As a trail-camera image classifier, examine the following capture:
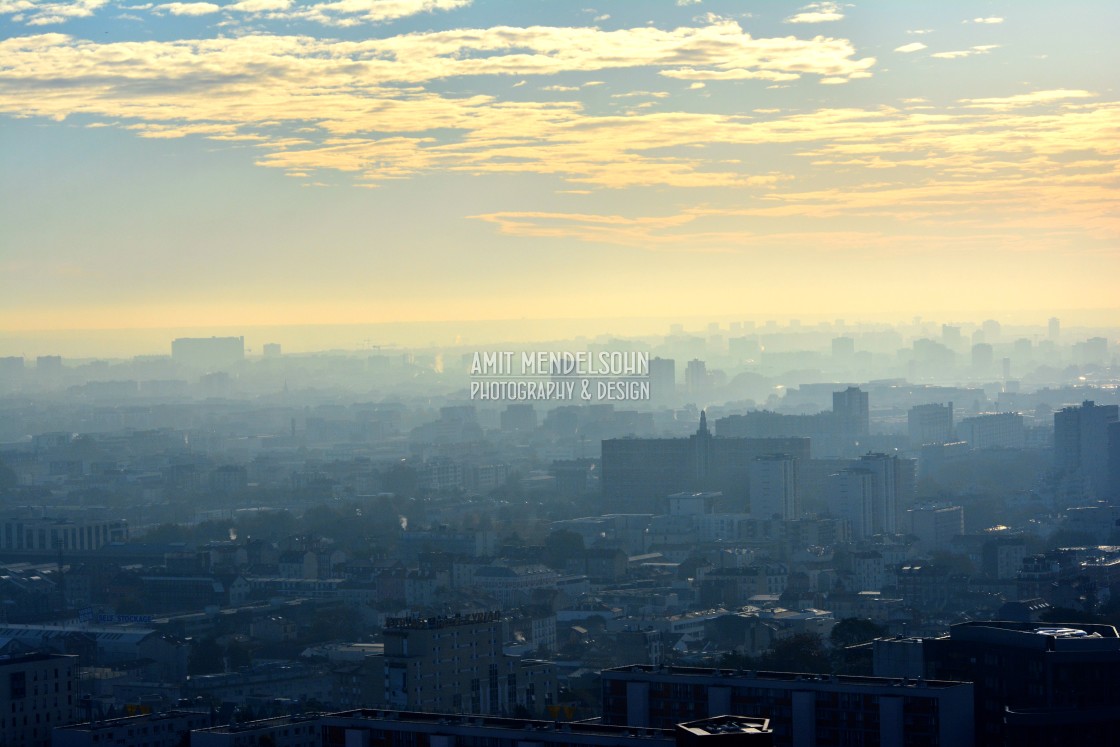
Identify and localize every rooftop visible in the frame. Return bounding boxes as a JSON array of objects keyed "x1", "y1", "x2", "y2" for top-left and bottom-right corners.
[{"x1": 603, "y1": 664, "x2": 970, "y2": 690}]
